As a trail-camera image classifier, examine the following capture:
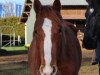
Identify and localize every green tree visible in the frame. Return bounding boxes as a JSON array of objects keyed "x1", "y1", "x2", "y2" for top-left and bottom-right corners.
[{"x1": 0, "y1": 16, "x2": 25, "y2": 39}]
